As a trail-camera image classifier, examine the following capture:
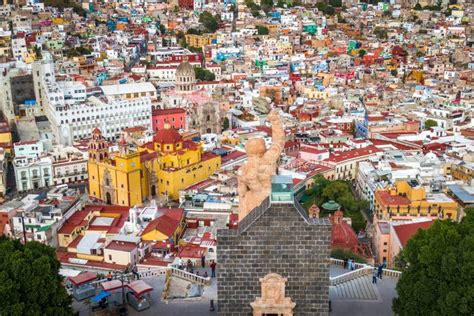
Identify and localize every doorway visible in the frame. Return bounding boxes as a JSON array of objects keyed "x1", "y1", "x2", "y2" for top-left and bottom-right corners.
[{"x1": 106, "y1": 192, "x2": 112, "y2": 204}]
